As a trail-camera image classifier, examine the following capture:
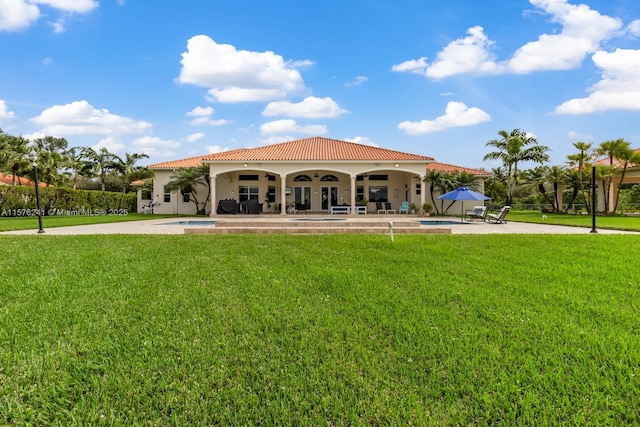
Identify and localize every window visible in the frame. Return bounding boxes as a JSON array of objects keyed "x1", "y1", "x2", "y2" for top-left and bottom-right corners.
[
  {"x1": 416, "y1": 183, "x2": 421, "y2": 195},
  {"x1": 320, "y1": 174, "x2": 339, "y2": 182},
  {"x1": 356, "y1": 175, "x2": 365, "y2": 181},
  {"x1": 293, "y1": 174, "x2": 312, "y2": 182},
  {"x1": 368, "y1": 186, "x2": 388, "y2": 202},
  {"x1": 163, "y1": 186, "x2": 170, "y2": 203},
  {"x1": 141, "y1": 190, "x2": 152, "y2": 200},
  {"x1": 356, "y1": 186, "x2": 364, "y2": 202},
  {"x1": 238, "y1": 185, "x2": 259, "y2": 202},
  {"x1": 267, "y1": 186, "x2": 276, "y2": 203},
  {"x1": 182, "y1": 191, "x2": 190, "y2": 203},
  {"x1": 239, "y1": 174, "x2": 259, "y2": 181}
]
